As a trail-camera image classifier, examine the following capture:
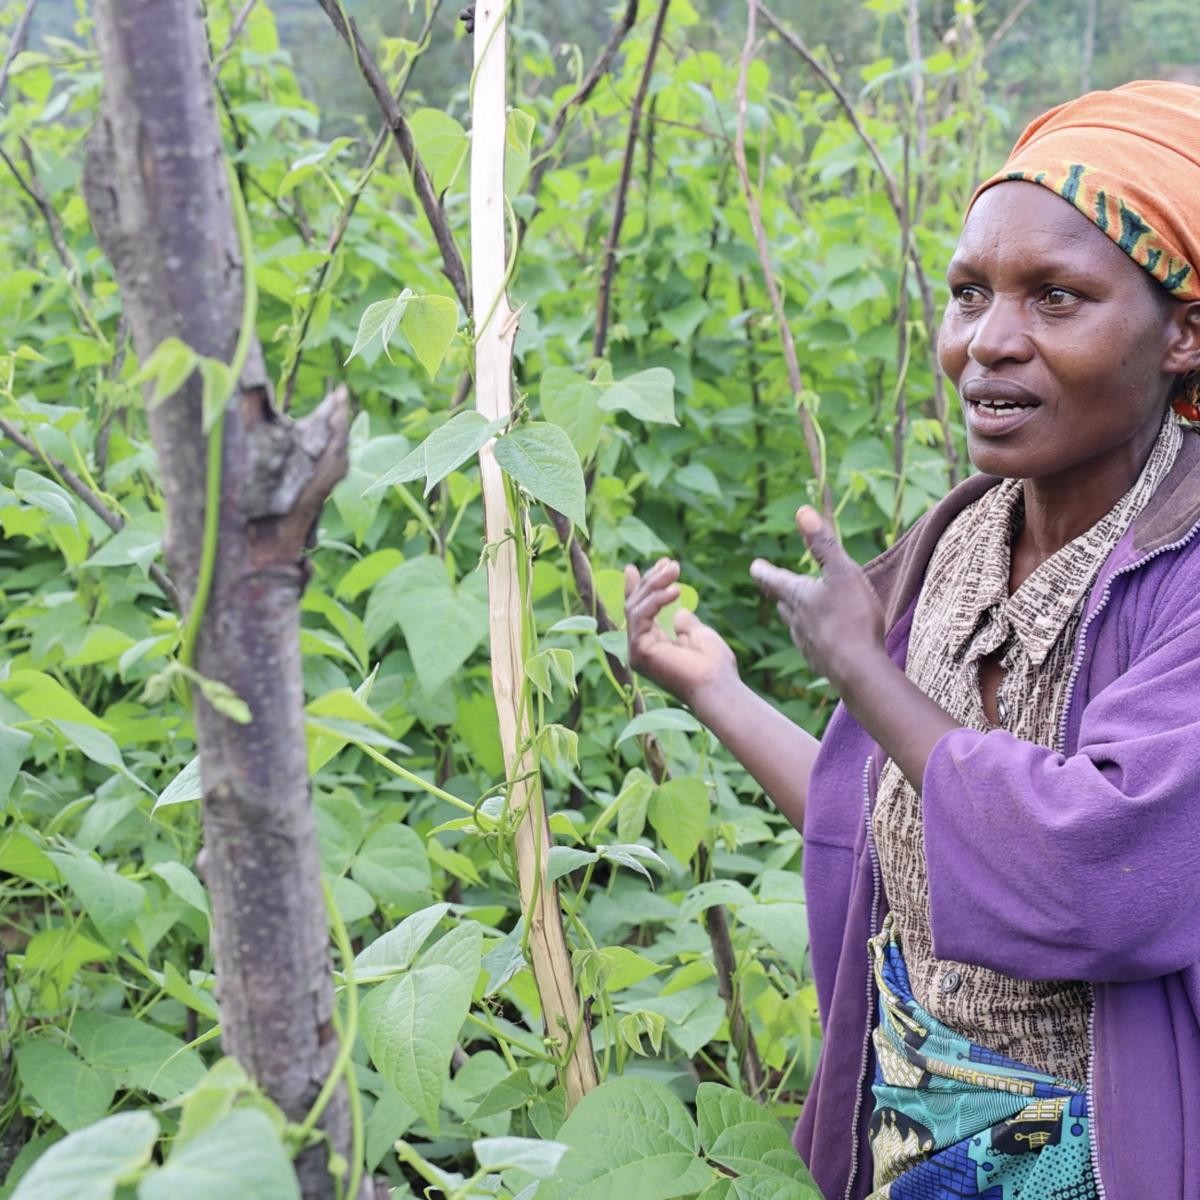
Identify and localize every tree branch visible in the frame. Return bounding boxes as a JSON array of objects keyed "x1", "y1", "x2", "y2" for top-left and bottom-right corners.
[
  {"x1": 315, "y1": 0, "x2": 470, "y2": 312},
  {"x1": 525, "y1": 0, "x2": 639, "y2": 205},
  {"x1": 87, "y1": 3, "x2": 355, "y2": 1193},
  {"x1": 984, "y1": 0, "x2": 1037, "y2": 58},
  {"x1": 759, "y1": 1, "x2": 958, "y2": 484},
  {"x1": 0, "y1": 0, "x2": 37, "y2": 100},
  {"x1": 281, "y1": 0, "x2": 443, "y2": 409},
  {"x1": 209, "y1": 0, "x2": 259, "y2": 77},
  {"x1": 0, "y1": 415, "x2": 181, "y2": 610},
  {"x1": 593, "y1": 0, "x2": 671, "y2": 362},
  {"x1": 758, "y1": 4, "x2": 904, "y2": 220}
]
